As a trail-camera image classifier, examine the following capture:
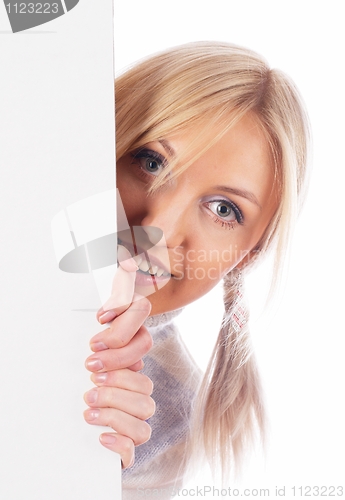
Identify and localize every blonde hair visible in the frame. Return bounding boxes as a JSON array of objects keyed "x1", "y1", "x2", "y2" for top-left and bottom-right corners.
[{"x1": 115, "y1": 41, "x2": 310, "y2": 480}]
